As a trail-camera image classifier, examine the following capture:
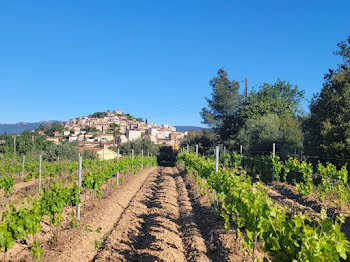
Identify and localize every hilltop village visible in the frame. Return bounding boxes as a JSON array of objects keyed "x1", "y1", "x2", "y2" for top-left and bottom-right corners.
[{"x1": 42, "y1": 110, "x2": 186, "y2": 152}]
